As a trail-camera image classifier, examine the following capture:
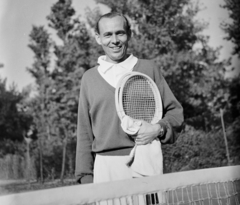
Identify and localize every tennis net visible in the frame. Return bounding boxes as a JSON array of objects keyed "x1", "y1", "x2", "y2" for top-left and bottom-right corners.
[{"x1": 0, "y1": 165, "x2": 239, "y2": 205}]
